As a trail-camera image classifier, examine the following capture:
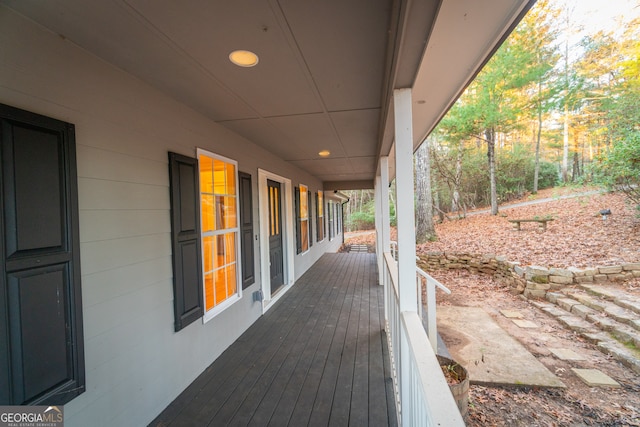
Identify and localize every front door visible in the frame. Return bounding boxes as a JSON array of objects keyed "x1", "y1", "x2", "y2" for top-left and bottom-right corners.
[{"x1": 267, "y1": 179, "x2": 284, "y2": 294}]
